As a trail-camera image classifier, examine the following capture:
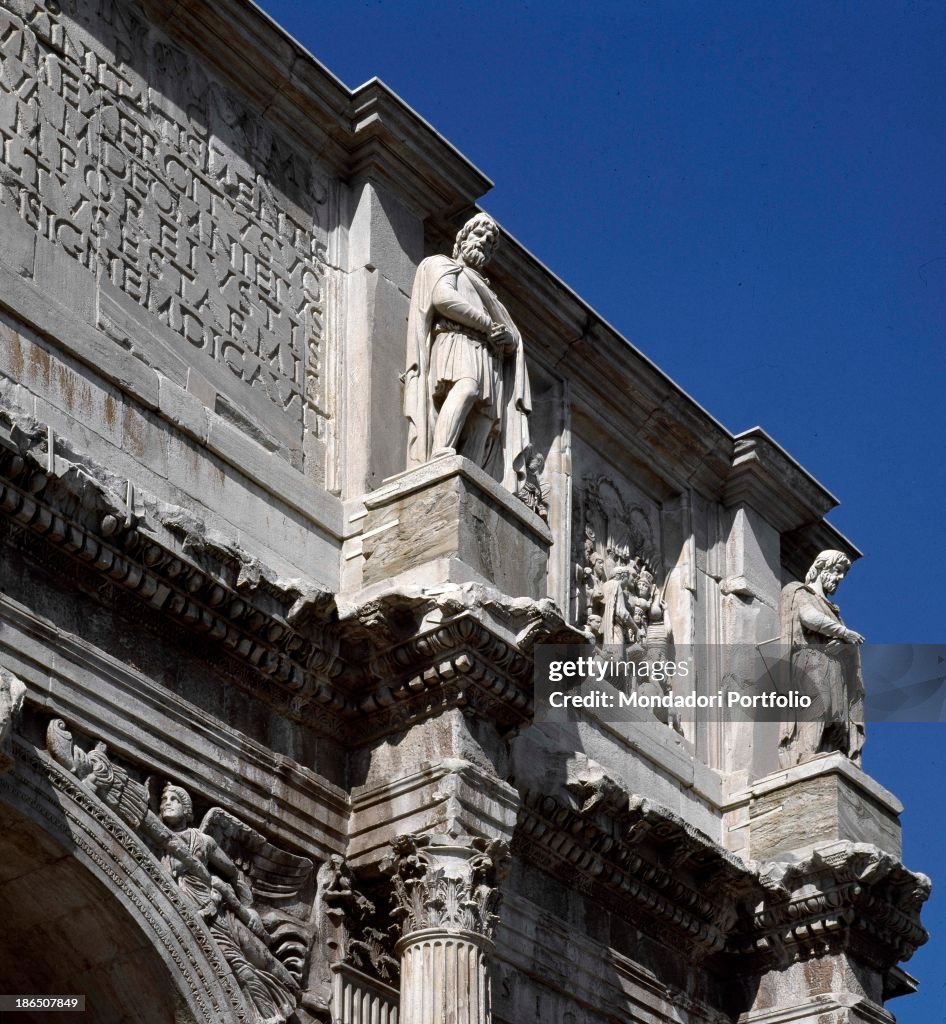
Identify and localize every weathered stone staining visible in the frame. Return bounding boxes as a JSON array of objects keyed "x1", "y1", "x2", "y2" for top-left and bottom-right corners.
[
  {"x1": 385, "y1": 834, "x2": 508, "y2": 1024},
  {"x1": 0, "y1": 1, "x2": 930, "y2": 1023},
  {"x1": 778, "y1": 550, "x2": 865, "y2": 768},
  {"x1": 0, "y1": 668, "x2": 26, "y2": 773}
]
